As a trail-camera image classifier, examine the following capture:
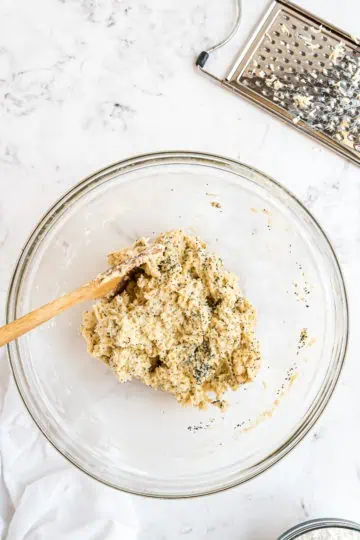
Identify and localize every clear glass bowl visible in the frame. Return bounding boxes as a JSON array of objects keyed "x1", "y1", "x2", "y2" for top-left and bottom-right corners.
[
  {"x1": 279, "y1": 518, "x2": 360, "y2": 539},
  {"x1": 7, "y1": 151, "x2": 348, "y2": 498}
]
